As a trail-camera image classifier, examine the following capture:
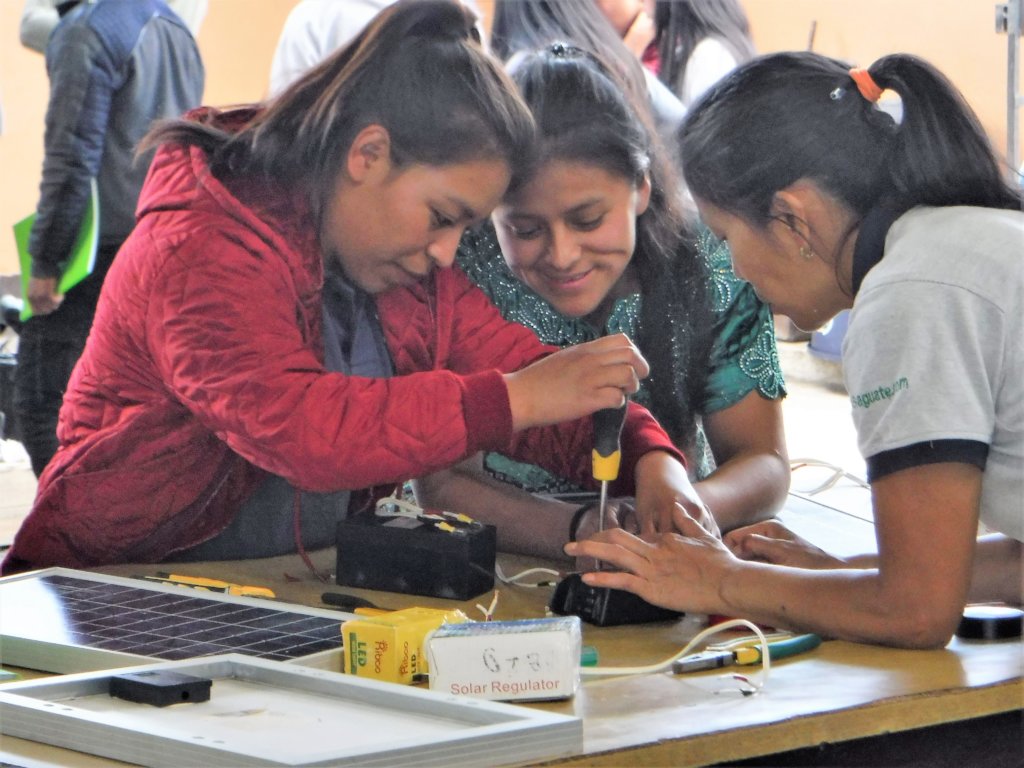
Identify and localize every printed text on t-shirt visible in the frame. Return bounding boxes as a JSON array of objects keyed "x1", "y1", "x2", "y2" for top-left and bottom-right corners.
[{"x1": 850, "y1": 377, "x2": 909, "y2": 409}]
